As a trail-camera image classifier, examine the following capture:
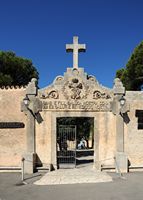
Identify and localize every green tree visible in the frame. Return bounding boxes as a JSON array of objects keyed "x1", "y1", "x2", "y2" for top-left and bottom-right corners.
[
  {"x1": 116, "y1": 41, "x2": 143, "y2": 90},
  {"x1": 57, "y1": 117, "x2": 94, "y2": 148},
  {"x1": 0, "y1": 51, "x2": 39, "y2": 86}
]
